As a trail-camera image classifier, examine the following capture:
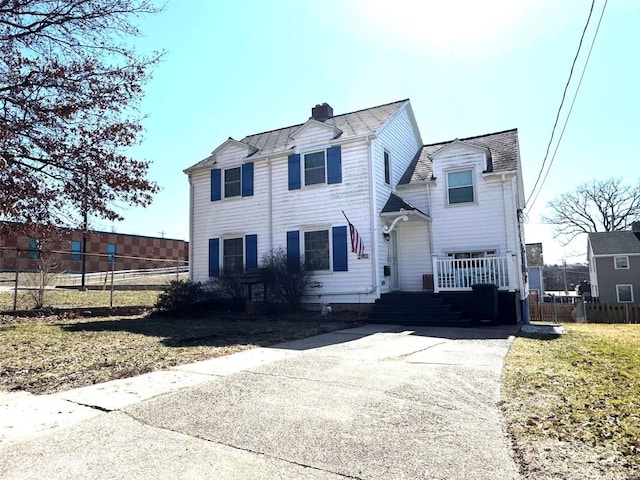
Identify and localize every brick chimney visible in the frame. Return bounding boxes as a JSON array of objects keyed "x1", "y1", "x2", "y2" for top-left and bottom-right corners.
[
  {"x1": 311, "y1": 103, "x2": 333, "y2": 121},
  {"x1": 632, "y1": 220, "x2": 640, "y2": 232}
]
